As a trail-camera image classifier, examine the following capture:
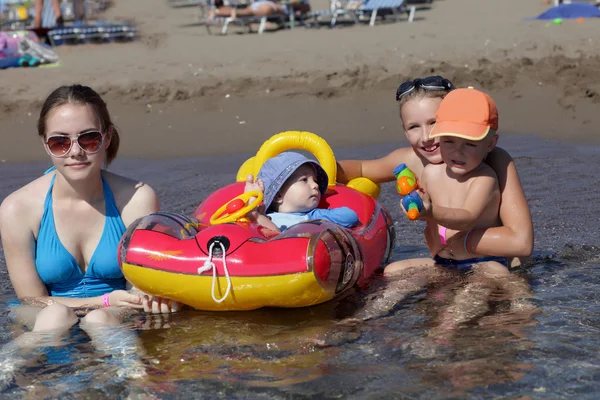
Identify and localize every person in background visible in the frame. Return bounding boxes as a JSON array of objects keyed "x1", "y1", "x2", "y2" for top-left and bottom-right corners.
[{"x1": 34, "y1": 0, "x2": 64, "y2": 29}]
